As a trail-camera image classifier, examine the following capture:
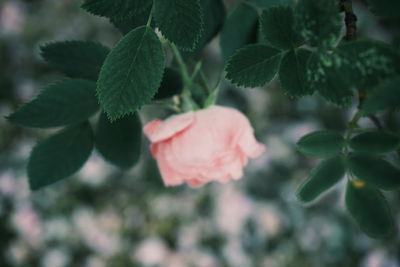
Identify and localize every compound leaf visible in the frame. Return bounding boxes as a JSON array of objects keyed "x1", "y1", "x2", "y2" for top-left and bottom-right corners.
[
  {"x1": 346, "y1": 181, "x2": 394, "y2": 238},
  {"x1": 225, "y1": 44, "x2": 283, "y2": 87},
  {"x1": 297, "y1": 156, "x2": 346, "y2": 203},
  {"x1": 8, "y1": 79, "x2": 98, "y2": 128},
  {"x1": 95, "y1": 112, "x2": 142, "y2": 169},
  {"x1": 220, "y1": 3, "x2": 259, "y2": 62},
  {"x1": 97, "y1": 26, "x2": 165, "y2": 121},
  {"x1": 260, "y1": 6, "x2": 303, "y2": 50},
  {"x1": 363, "y1": 76, "x2": 400, "y2": 114},
  {"x1": 297, "y1": 130, "x2": 344, "y2": 157},
  {"x1": 154, "y1": 0, "x2": 203, "y2": 51},
  {"x1": 347, "y1": 153, "x2": 400, "y2": 190},
  {"x1": 154, "y1": 68, "x2": 183, "y2": 100},
  {"x1": 350, "y1": 131, "x2": 400, "y2": 154},
  {"x1": 28, "y1": 122, "x2": 94, "y2": 190},
  {"x1": 279, "y1": 49, "x2": 313, "y2": 97},
  {"x1": 40, "y1": 41, "x2": 109, "y2": 81},
  {"x1": 295, "y1": 0, "x2": 342, "y2": 49}
]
